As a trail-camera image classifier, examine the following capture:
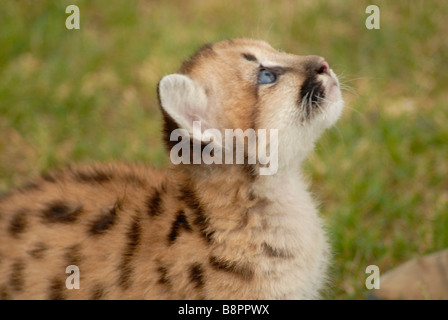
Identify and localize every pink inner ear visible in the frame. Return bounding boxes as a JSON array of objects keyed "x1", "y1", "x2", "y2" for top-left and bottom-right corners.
[
  {"x1": 159, "y1": 73, "x2": 215, "y2": 133},
  {"x1": 184, "y1": 103, "x2": 213, "y2": 132}
]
